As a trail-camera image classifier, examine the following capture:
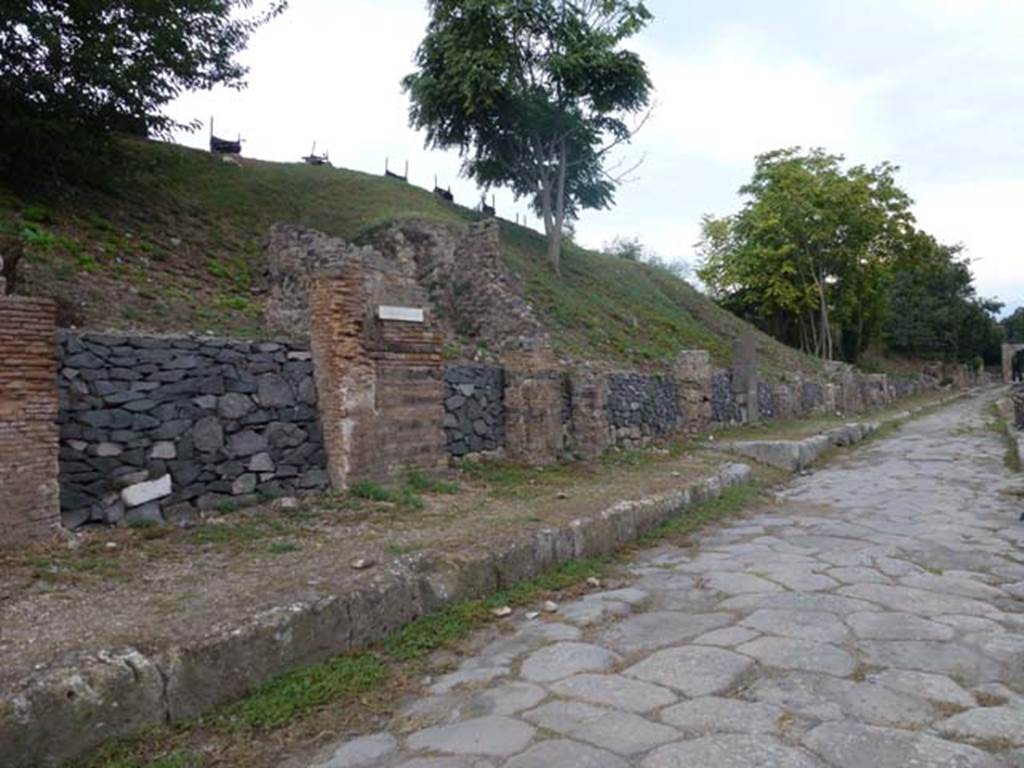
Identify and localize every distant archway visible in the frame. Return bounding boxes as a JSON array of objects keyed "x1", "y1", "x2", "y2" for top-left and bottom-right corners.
[{"x1": 1003, "y1": 344, "x2": 1024, "y2": 383}]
